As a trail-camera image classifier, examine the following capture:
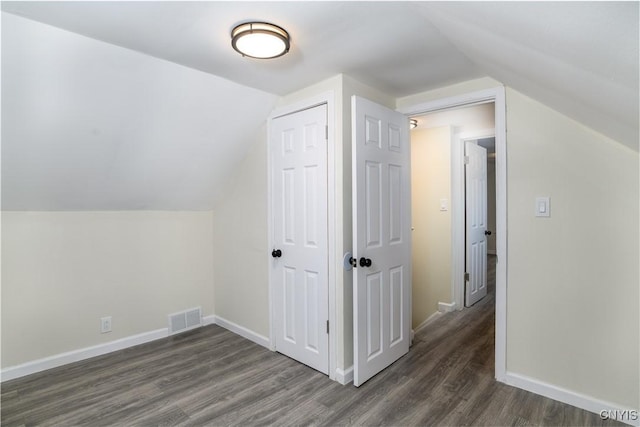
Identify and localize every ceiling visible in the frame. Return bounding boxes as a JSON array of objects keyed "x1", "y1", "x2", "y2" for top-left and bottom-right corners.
[
  {"x1": 0, "y1": 1, "x2": 485, "y2": 97},
  {"x1": 1, "y1": 1, "x2": 637, "y2": 211}
]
